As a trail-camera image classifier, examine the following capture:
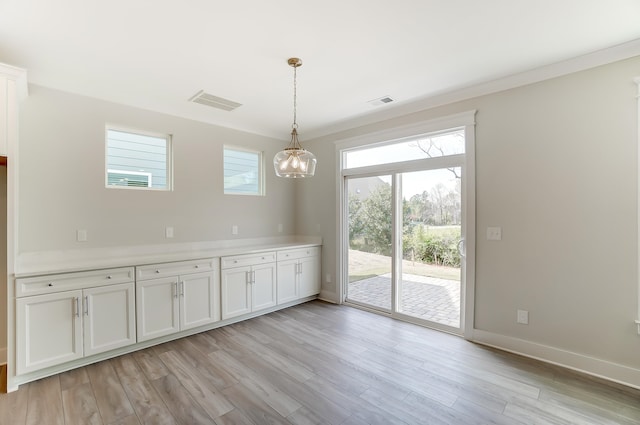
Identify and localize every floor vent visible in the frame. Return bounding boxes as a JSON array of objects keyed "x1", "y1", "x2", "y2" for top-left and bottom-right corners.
[{"x1": 188, "y1": 90, "x2": 242, "y2": 111}]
